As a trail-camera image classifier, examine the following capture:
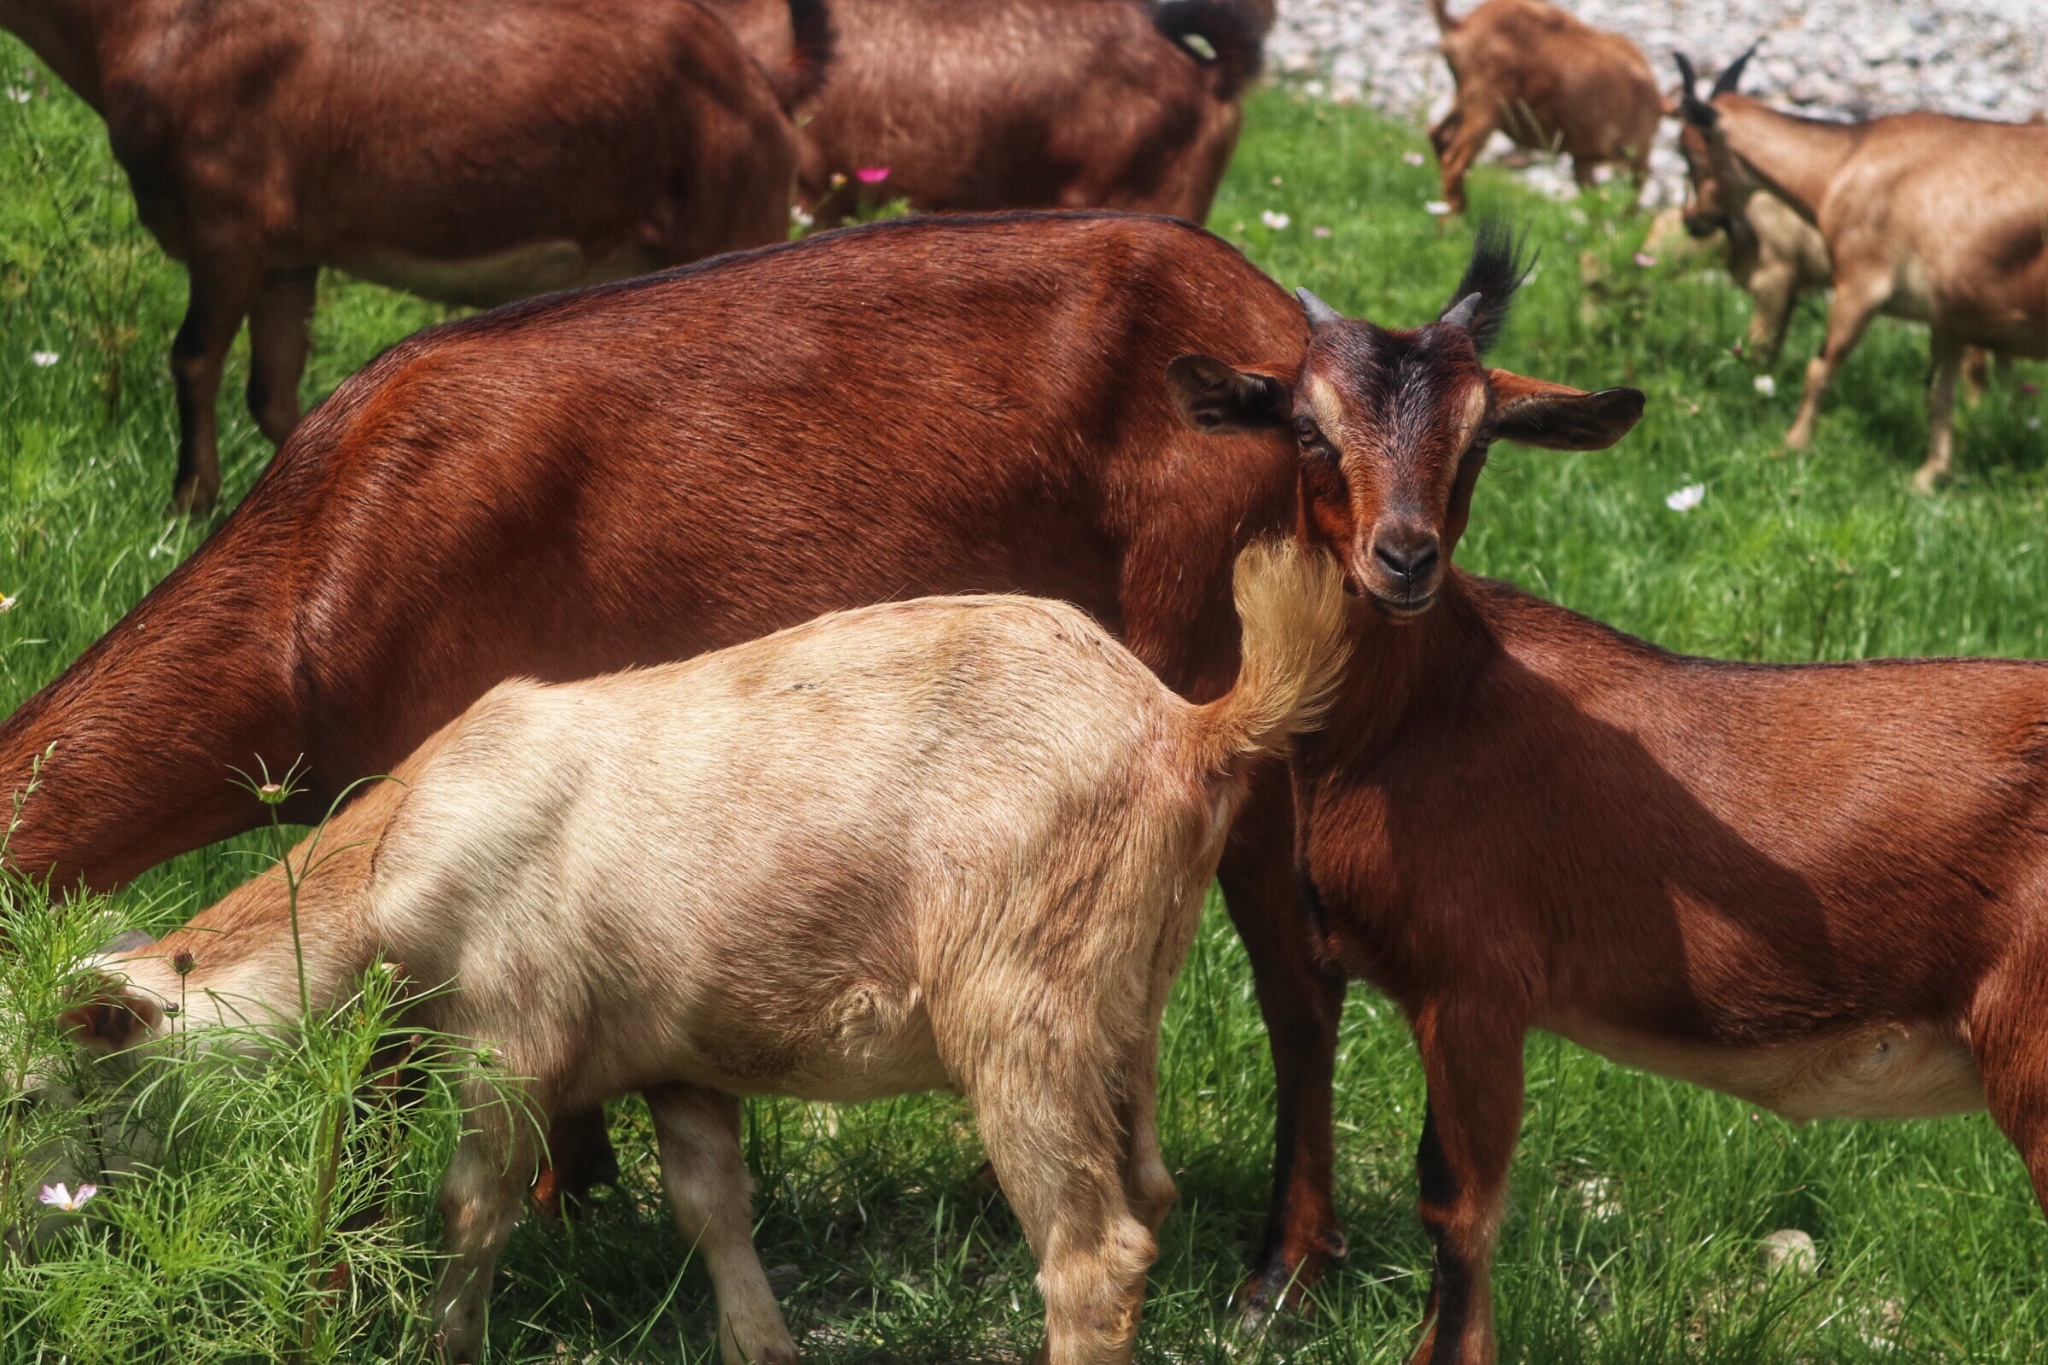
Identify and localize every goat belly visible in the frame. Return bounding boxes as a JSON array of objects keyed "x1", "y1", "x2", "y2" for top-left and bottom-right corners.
[{"x1": 1541, "y1": 1011, "x2": 1984, "y2": 1122}]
